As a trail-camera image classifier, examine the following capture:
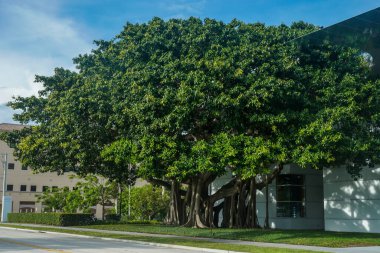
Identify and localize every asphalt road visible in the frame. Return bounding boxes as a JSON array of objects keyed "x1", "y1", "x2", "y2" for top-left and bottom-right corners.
[{"x1": 0, "y1": 227, "x2": 203, "y2": 253}]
